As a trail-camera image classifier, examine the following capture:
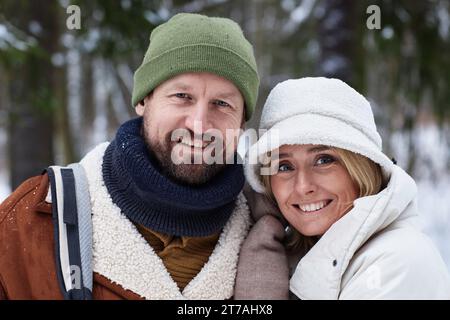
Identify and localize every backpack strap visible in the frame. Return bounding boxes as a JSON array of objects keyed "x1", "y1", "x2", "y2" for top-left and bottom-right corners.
[{"x1": 47, "y1": 164, "x2": 93, "y2": 300}]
